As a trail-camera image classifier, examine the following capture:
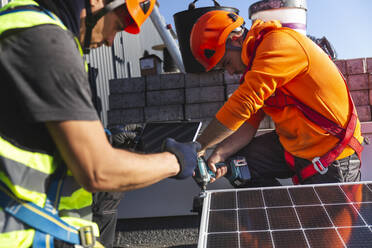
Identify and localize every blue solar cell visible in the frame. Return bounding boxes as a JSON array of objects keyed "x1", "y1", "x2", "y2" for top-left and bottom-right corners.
[
  {"x1": 207, "y1": 233, "x2": 239, "y2": 248},
  {"x1": 240, "y1": 231, "x2": 273, "y2": 248},
  {"x1": 306, "y1": 228, "x2": 344, "y2": 247},
  {"x1": 238, "y1": 209, "x2": 268, "y2": 231},
  {"x1": 339, "y1": 227, "x2": 372, "y2": 248},
  {"x1": 355, "y1": 202, "x2": 372, "y2": 225},
  {"x1": 341, "y1": 184, "x2": 372, "y2": 202},
  {"x1": 238, "y1": 190, "x2": 264, "y2": 208},
  {"x1": 289, "y1": 187, "x2": 320, "y2": 205},
  {"x1": 208, "y1": 210, "x2": 237, "y2": 233},
  {"x1": 296, "y1": 206, "x2": 332, "y2": 228},
  {"x1": 263, "y1": 188, "x2": 291, "y2": 207},
  {"x1": 210, "y1": 191, "x2": 236, "y2": 210},
  {"x1": 315, "y1": 185, "x2": 348, "y2": 204},
  {"x1": 272, "y1": 230, "x2": 307, "y2": 248},
  {"x1": 267, "y1": 207, "x2": 301, "y2": 230},
  {"x1": 325, "y1": 204, "x2": 365, "y2": 227}
]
